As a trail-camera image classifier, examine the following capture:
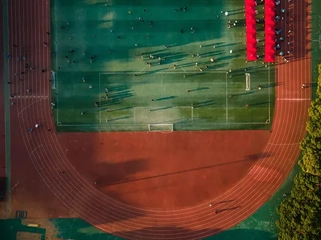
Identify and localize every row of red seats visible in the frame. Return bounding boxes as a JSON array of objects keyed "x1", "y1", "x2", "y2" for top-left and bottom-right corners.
[
  {"x1": 264, "y1": 0, "x2": 276, "y2": 62},
  {"x1": 245, "y1": 0, "x2": 257, "y2": 61}
]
